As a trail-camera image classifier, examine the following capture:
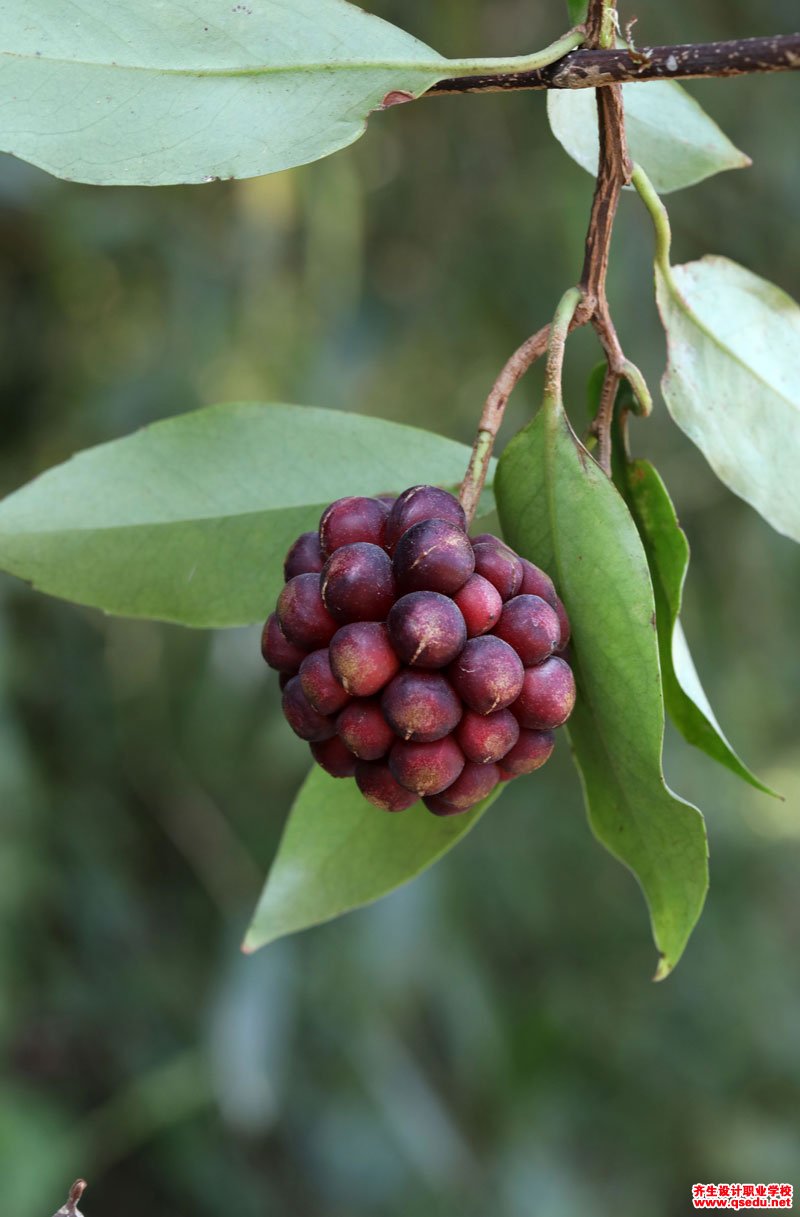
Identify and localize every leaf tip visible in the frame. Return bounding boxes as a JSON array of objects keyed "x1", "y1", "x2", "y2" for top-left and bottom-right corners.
[{"x1": 652, "y1": 954, "x2": 673, "y2": 983}]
